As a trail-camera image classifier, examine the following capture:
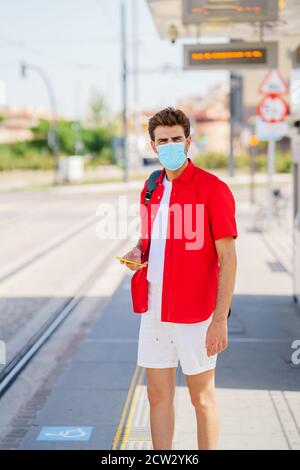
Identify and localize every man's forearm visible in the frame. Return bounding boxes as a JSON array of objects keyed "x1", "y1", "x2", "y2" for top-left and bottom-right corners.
[
  {"x1": 136, "y1": 237, "x2": 142, "y2": 250},
  {"x1": 212, "y1": 253, "x2": 237, "y2": 322}
]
